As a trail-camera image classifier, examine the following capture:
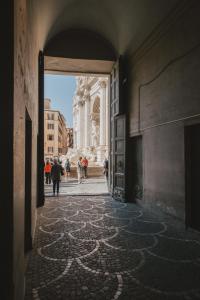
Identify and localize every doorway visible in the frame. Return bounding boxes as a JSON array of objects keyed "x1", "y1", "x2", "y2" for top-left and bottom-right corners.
[
  {"x1": 43, "y1": 73, "x2": 110, "y2": 196},
  {"x1": 24, "y1": 109, "x2": 33, "y2": 252},
  {"x1": 40, "y1": 30, "x2": 125, "y2": 200},
  {"x1": 128, "y1": 135, "x2": 143, "y2": 201},
  {"x1": 185, "y1": 123, "x2": 200, "y2": 231}
]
